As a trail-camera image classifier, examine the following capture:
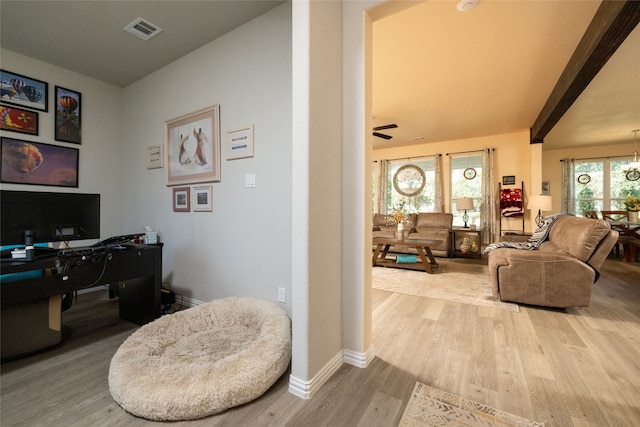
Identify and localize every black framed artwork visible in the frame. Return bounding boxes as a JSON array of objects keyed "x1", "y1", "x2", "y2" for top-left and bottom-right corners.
[
  {"x1": 0, "y1": 69, "x2": 48, "y2": 112},
  {"x1": 502, "y1": 175, "x2": 516, "y2": 185},
  {"x1": 54, "y1": 86, "x2": 82, "y2": 144},
  {"x1": 1, "y1": 137, "x2": 79, "y2": 187},
  {"x1": 0, "y1": 105, "x2": 39, "y2": 136}
]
